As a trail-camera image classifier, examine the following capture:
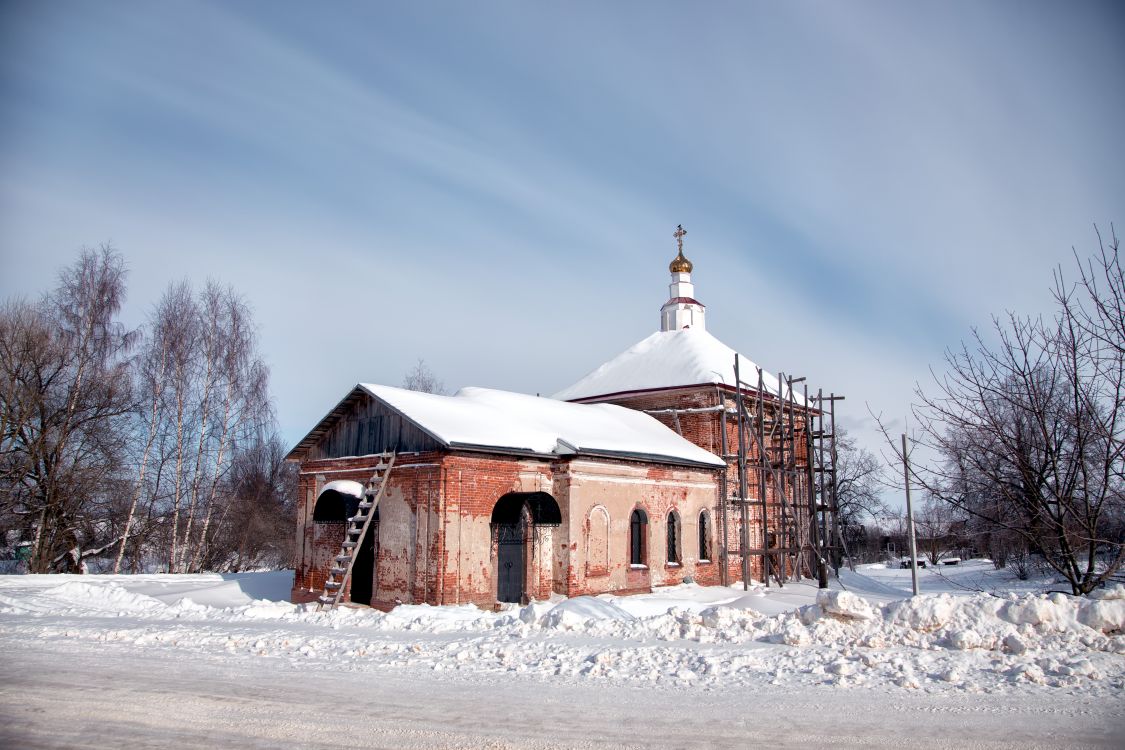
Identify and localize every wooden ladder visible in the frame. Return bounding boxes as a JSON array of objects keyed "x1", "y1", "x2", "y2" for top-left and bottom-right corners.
[{"x1": 317, "y1": 451, "x2": 396, "y2": 610}]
